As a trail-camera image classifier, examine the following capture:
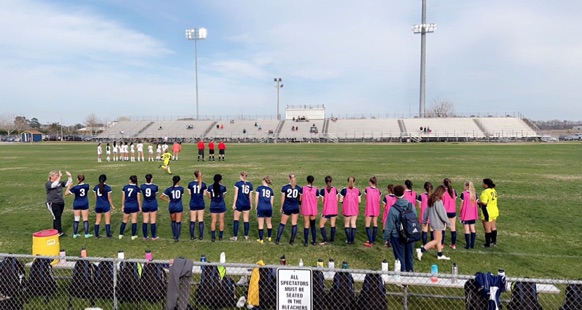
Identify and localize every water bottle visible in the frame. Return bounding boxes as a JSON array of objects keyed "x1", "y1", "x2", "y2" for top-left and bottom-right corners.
[
  {"x1": 117, "y1": 250, "x2": 125, "y2": 260},
  {"x1": 220, "y1": 252, "x2": 226, "y2": 264},
  {"x1": 452, "y1": 263, "x2": 458, "y2": 284},
  {"x1": 381, "y1": 259, "x2": 389, "y2": 282},
  {"x1": 317, "y1": 258, "x2": 324, "y2": 268},
  {"x1": 498, "y1": 269, "x2": 505, "y2": 278},
  {"x1": 59, "y1": 249, "x2": 66, "y2": 264},
  {"x1": 394, "y1": 259, "x2": 401, "y2": 280},
  {"x1": 299, "y1": 259, "x2": 304, "y2": 267},
  {"x1": 342, "y1": 261, "x2": 349, "y2": 269},
  {"x1": 280, "y1": 255, "x2": 286, "y2": 265},
  {"x1": 200, "y1": 254, "x2": 207, "y2": 262},
  {"x1": 431, "y1": 264, "x2": 439, "y2": 282},
  {"x1": 145, "y1": 250, "x2": 152, "y2": 261},
  {"x1": 328, "y1": 258, "x2": 335, "y2": 269},
  {"x1": 80, "y1": 247, "x2": 87, "y2": 258}
]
